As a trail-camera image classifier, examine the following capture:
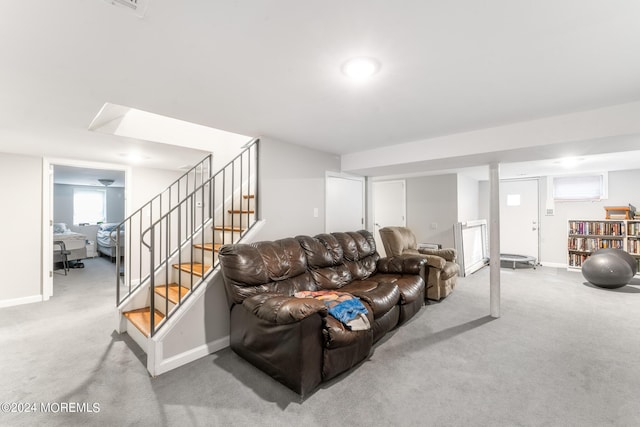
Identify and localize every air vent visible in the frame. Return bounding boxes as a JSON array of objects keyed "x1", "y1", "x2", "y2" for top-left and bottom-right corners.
[
  {"x1": 104, "y1": 0, "x2": 150, "y2": 17},
  {"x1": 546, "y1": 208, "x2": 555, "y2": 216}
]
